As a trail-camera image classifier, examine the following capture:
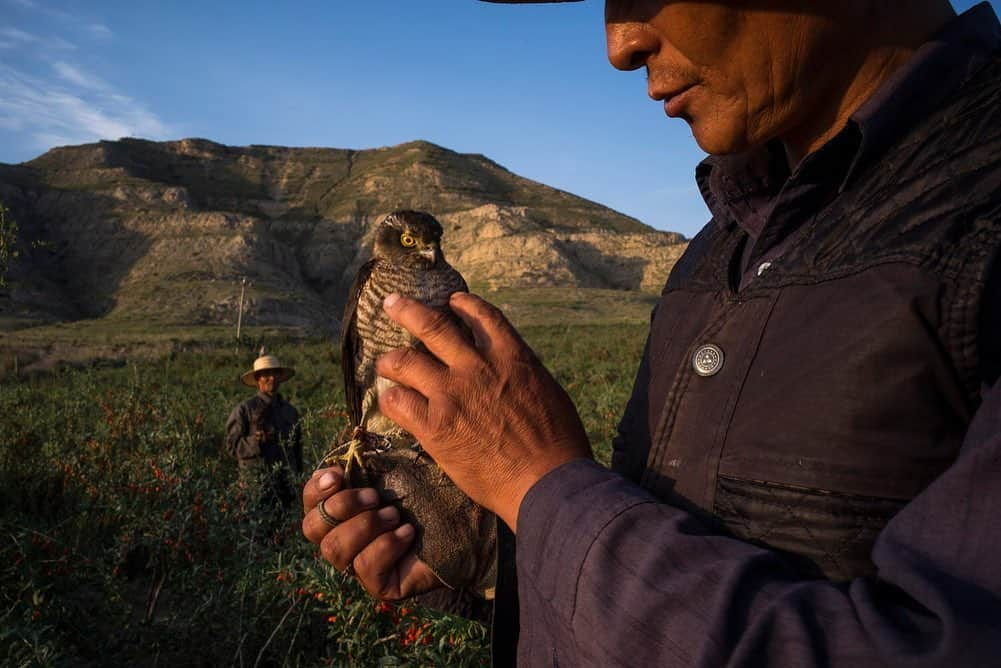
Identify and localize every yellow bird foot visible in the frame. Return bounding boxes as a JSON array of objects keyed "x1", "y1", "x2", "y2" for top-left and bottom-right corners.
[
  {"x1": 315, "y1": 428, "x2": 393, "y2": 485},
  {"x1": 337, "y1": 436, "x2": 367, "y2": 484}
]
